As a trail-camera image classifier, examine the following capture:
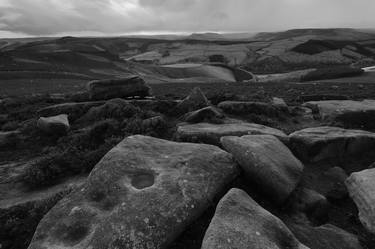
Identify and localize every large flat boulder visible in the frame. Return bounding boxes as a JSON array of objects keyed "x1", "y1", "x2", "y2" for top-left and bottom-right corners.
[
  {"x1": 176, "y1": 122, "x2": 287, "y2": 146},
  {"x1": 221, "y1": 135, "x2": 304, "y2": 204},
  {"x1": 346, "y1": 168, "x2": 375, "y2": 234},
  {"x1": 28, "y1": 135, "x2": 239, "y2": 249},
  {"x1": 37, "y1": 114, "x2": 70, "y2": 136},
  {"x1": 201, "y1": 188, "x2": 309, "y2": 249},
  {"x1": 87, "y1": 76, "x2": 151, "y2": 100},
  {"x1": 304, "y1": 100, "x2": 375, "y2": 128},
  {"x1": 289, "y1": 126, "x2": 375, "y2": 162}
]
